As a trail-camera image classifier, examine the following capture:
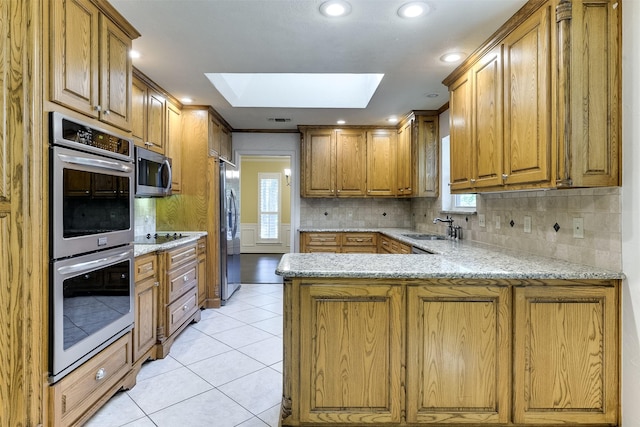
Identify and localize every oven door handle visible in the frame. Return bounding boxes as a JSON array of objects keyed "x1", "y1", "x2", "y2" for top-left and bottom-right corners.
[
  {"x1": 57, "y1": 153, "x2": 133, "y2": 173},
  {"x1": 56, "y1": 250, "x2": 132, "y2": 277}
]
